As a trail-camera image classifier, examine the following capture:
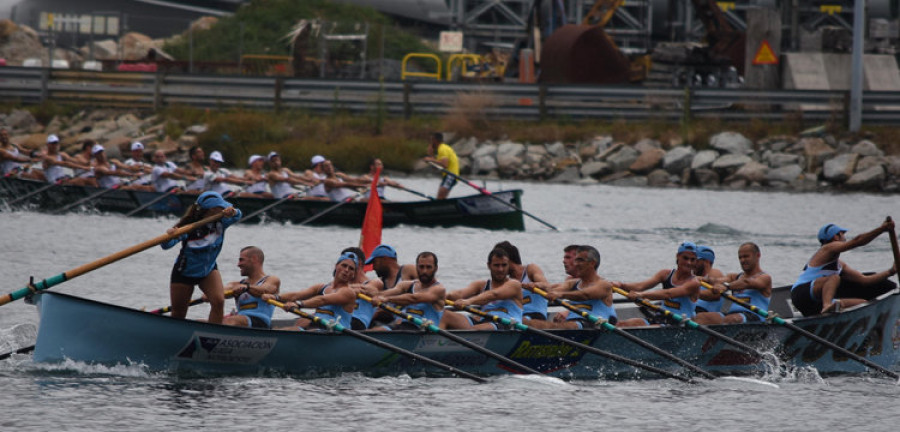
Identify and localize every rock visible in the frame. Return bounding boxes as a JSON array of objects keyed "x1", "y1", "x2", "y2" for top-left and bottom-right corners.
[
  {"x1": 608, "y1": 175, "x2": 648, "y2": 187},
  {"x1": 647, "y1": 169, "x2": 672, "y2": 187},
  {"x1": 177, "y1": 135, "x2": 198, "y2": 149},
  {"x1": 710, "y1": 131, "x2": 752, "y2": 154},
  {"x1": 845, "y1": 165, "x2": 885, "y2": 189},
  {"x1": 801, "y1": 137, "x2": 836, "y2": 168},
  {"x1": 453, "y1": 137, "x2": 478, "y2": 157},
  {"x1": 496, "y1": 141, "x2": 525, "y2": 174},
  {"x1": 550, "y1": 166, "x2": 581, "y2": 183},
  {"x1": 119, "y1": 32, "x2": 156, "y2": 61},
  {"x1": 766, "y1": 164, "x2": 803, "y2": 183},
  {"x1": 822, "y1": 153, "x2": 859, "y2": 182},
  {"x1": 629, "y1": 148, "x2": 665, "y2": 174},
  {"x1": 711, "y1": 154, "x2": 753, "y2": 171},
  {"x1": 851, "y1": 140, "x2": 883, "y2": 157},
  {"x1": 578, "y1": 140, "x2": 600, "y2": 159},
  {"x1": 5, "y1": 109, "x2": 37, "y2": 131},
  {"x1": 83, "y1": 39, "x2": 118, "y2": 60},
  {"x1": 690, "y1": 150, "x2": 718, "y2": 170},
  {"x1": 856, "y1": 156, "x2": 886, "y2": 173},
  {"x1": 605, "y1": 145, "x2": 640, "y2": 172},
  {"x1": 633, "y1": 138, "x2": 662, "y2": 154},
  {"x1": 764, "y1": 151, "x2": 801, "y2": 168},
  {"x1": 472, "y1": 154, "x2": 498, "y2": 174},
  {"x1": 663, "y1": 146, "x2": 695, "y2": 174},
  {"x1": 727, "y1": 160, "x2": 768, "y2": 183},
  {"x1": 545, "y1": 141, "x2": 567, "y2": 158},
  {"x1": 104, "y1": 136, "x2": 132, "y2": 157},
  {"x1": 580, "y1": 161, "x2": 612, "y2": 178},
  {"x1": 0, "y1": 21, "x2": 44, "y2": 65},
  {"x1": 692, "y1": 168, "x2": 720, "y2": 187},
  {"x1": 600, "y1": 171, "x2": 632, "y2": 183},
  {"x1": 885, "y1": 156, "x2": 900, "y2": 177},
  {"x1": 472, "y1": 143, "x2": 497, "y2": 159}
]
